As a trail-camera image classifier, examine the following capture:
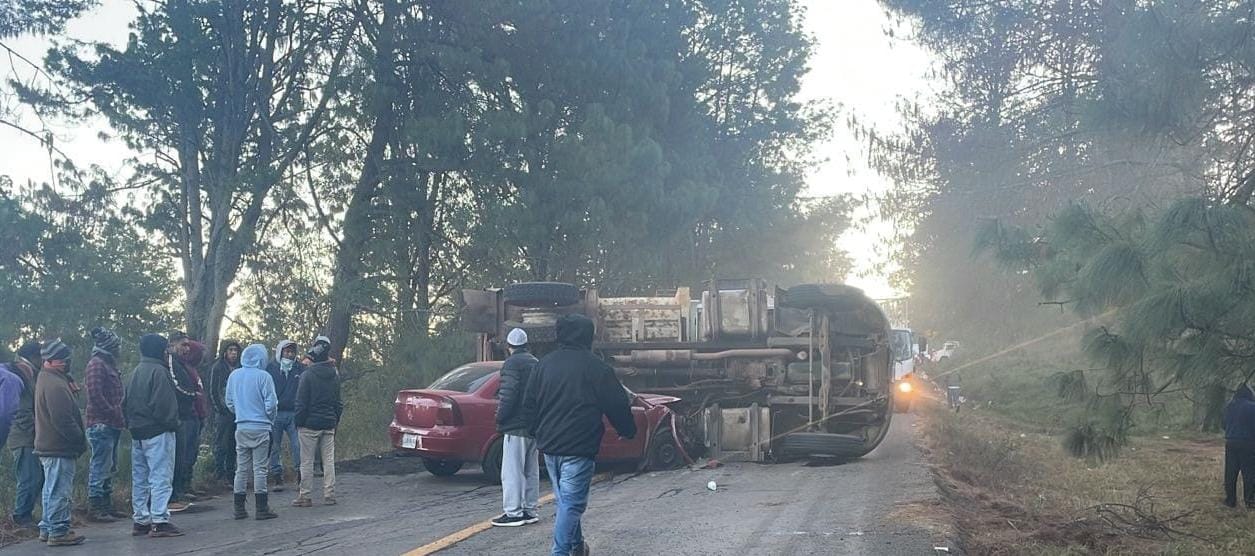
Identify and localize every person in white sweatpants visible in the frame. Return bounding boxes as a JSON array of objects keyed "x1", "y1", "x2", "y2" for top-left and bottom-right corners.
[{"x1": 493, "y1": 329, "x2": 541, "y2": 527}]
